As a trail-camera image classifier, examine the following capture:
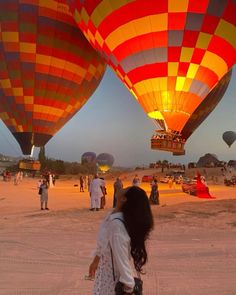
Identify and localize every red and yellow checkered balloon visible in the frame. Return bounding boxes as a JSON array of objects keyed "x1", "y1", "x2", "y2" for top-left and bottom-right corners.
[
  {"x1": 0, "y1": 0, "x2": 106, "y2": 154},
  {"x1": 69, "y1": 0, "x2": 236, "y2": 136}
]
